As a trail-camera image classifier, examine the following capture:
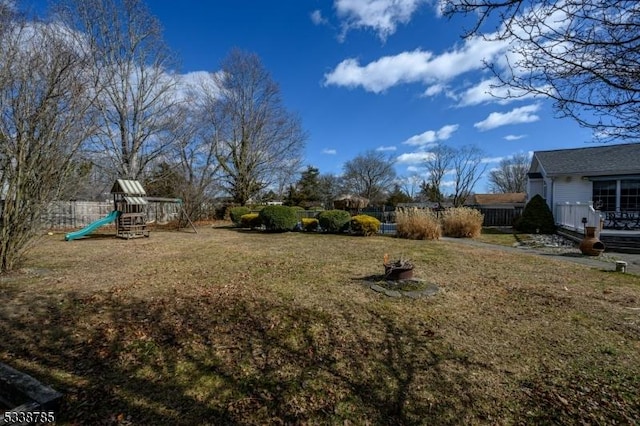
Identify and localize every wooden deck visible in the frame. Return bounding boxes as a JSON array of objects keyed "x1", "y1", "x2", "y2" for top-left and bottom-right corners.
[{"x1": 558, "y1": 226, "x2": 640, "y2": 253}]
